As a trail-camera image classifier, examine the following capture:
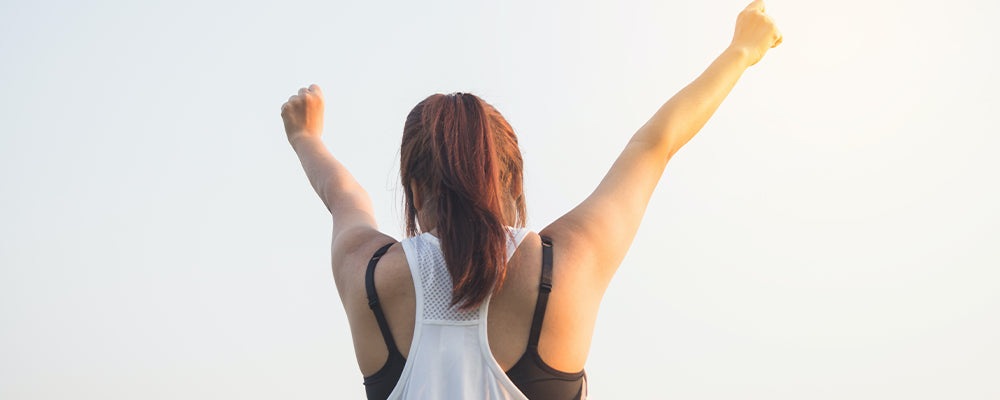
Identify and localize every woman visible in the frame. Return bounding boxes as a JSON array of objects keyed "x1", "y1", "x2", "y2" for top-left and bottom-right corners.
[{"x1": 280, "y1": 1, "x2": 781, "y2": 398}]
